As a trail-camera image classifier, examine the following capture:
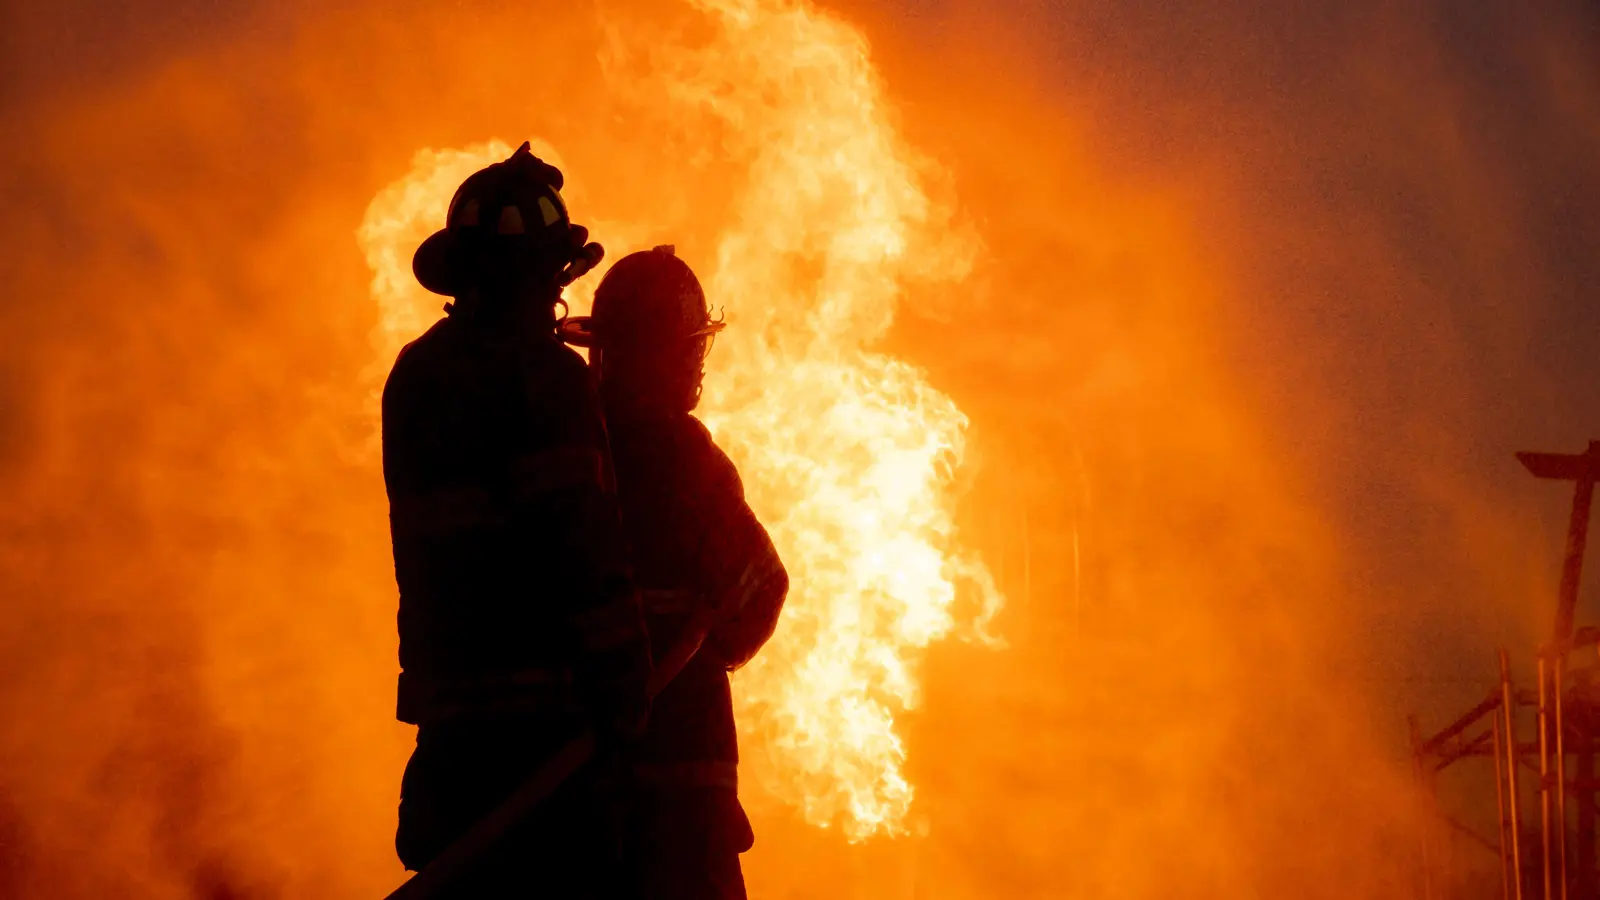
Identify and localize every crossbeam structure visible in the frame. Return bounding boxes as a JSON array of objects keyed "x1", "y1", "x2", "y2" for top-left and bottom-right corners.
[
  {"x1": 1518, "y1": 441, "x2": 1600, "y2": 648},
  {"x1": 1411, "y1": 441, "x2": 1599, "y2": 900}
]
